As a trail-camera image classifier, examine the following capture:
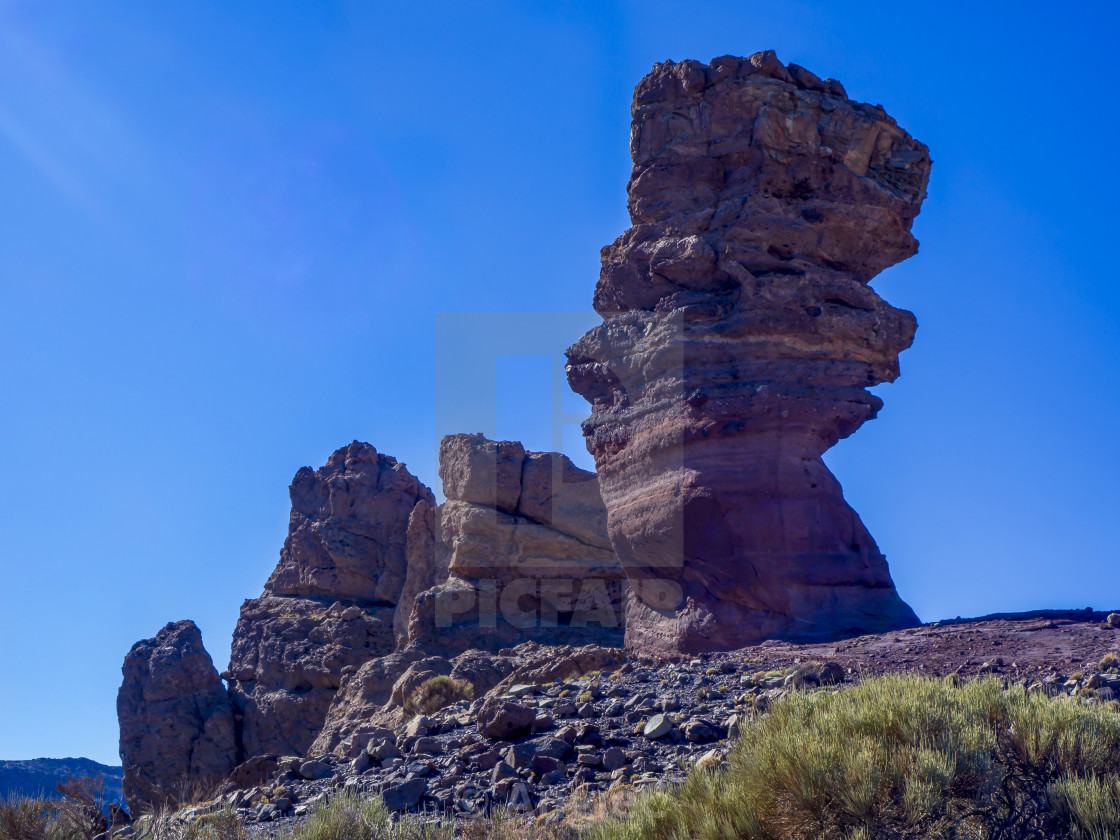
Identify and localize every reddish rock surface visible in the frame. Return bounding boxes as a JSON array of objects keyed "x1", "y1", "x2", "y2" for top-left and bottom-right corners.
[
  {"x1": 717, "y1": 609, "x2": 1120, "y2": 686},
  {"x1": 227, "y1": 442, "x2": 433, "y2": 758},
  {"x1": 404, "y1": 434, "x2": 625, "y2": 655},
  {"x1": 566, "y1": 51, "x2": 929, "y2": 655},
  {"x1": 117, "y1": 620, "x2": 236, "y2": 810}
]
